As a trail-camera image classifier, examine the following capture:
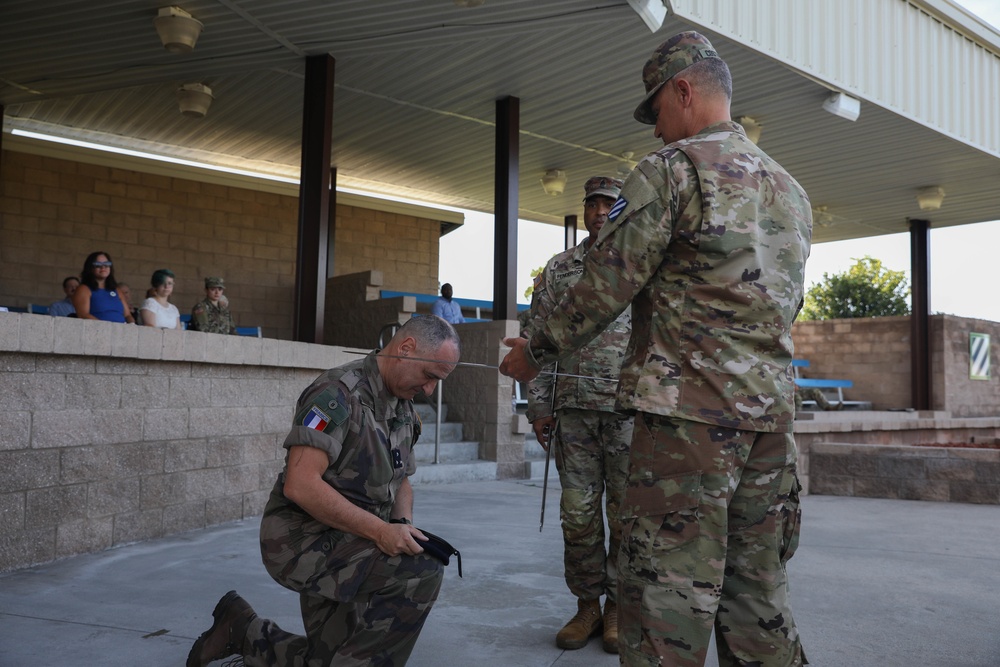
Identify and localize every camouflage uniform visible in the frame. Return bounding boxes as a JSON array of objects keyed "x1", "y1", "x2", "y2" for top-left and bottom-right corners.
[
  {"x1": 525, "y1": 239, "x2": 633, "y2": 605},
  {"x1": 523, "y1": 48, "x2": 812, "y2": 664},
  {"x1": 246, "y1": 353, "x2": 443, "y2": 667},
  {"x1": 189, "y1": 298, "x2": 236, "y2": 335}
]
